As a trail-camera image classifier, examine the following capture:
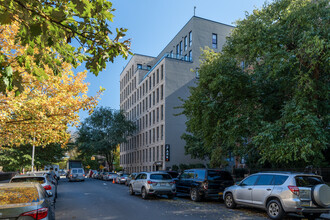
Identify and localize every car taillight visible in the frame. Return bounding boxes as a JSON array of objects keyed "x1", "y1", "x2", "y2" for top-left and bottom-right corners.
[
  {"x1": 169, "y1": 181, "x2": 175, "y2": 185},
  {"x1": 43, "y1": 185, "x2": 52, "y2": 190},
  {"x1": 147, "y1": 180, "x2": 157, "y2": 185},
  {"x1": 20, "y1": 207, "x2": 48, "y2": 220},
  {"x1": 288, "y1": 185, "x2": 299, "y2": 196}
]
